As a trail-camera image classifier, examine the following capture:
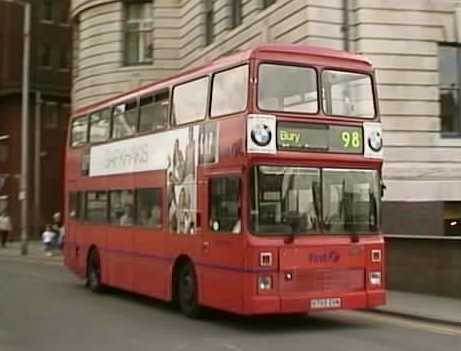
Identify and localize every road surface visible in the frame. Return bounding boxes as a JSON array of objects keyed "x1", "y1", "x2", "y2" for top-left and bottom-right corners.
[{"x1": 0, "y1": 256, "x2": 460, "y2": 351}]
